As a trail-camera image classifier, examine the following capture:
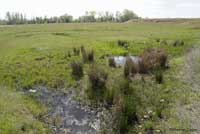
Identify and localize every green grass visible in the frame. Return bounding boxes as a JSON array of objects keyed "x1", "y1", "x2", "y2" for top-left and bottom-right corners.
[
  {"x1": 0, "y1": 21, "x2": 200, "y2": 133},
  {"x1": 0, "y1": 87, "x2": 48, "y2": 134}
]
